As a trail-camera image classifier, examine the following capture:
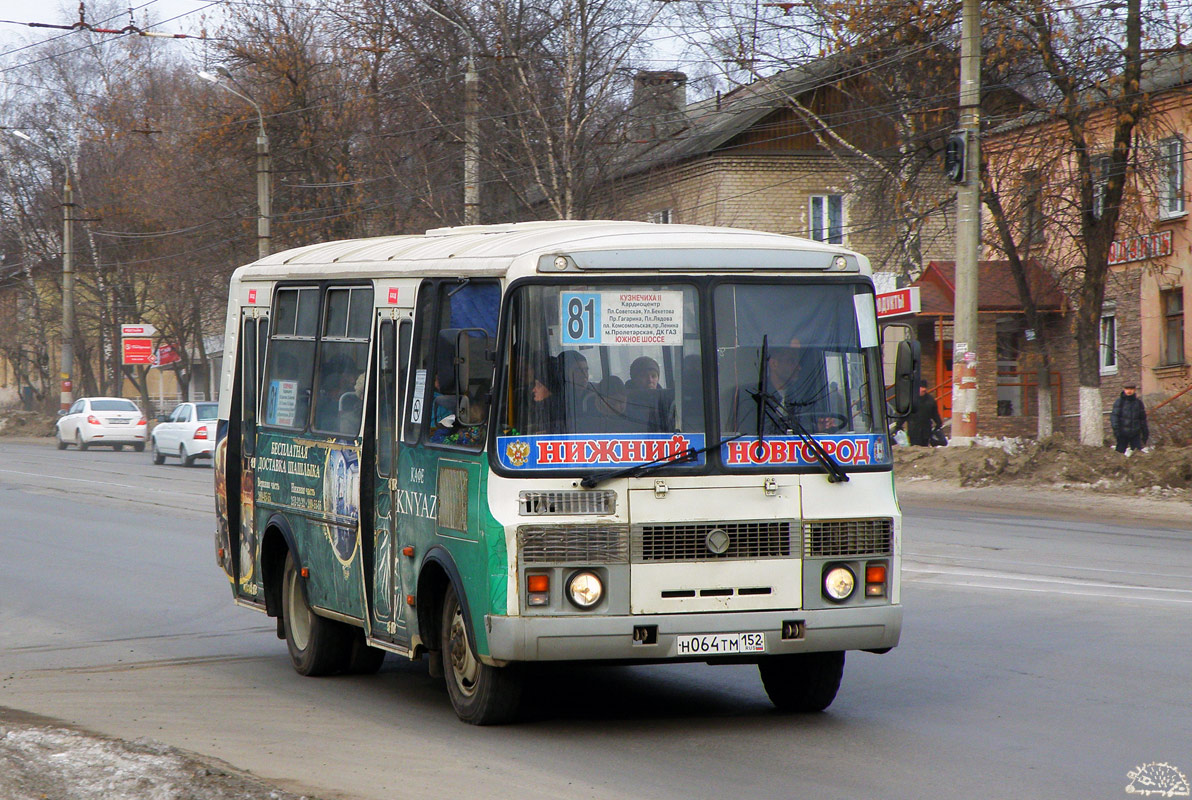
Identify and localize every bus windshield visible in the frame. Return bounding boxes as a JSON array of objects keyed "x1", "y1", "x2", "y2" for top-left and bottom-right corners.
[
  {"x1": 716, "y1": 281, "x2": 888, "y2": 467},
  {"x1": 496, "y1": 282, "x2": 705, "y2": 469},
  {"x1": 497, "y1": 279, "x2": 888, "y2": 473}
]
